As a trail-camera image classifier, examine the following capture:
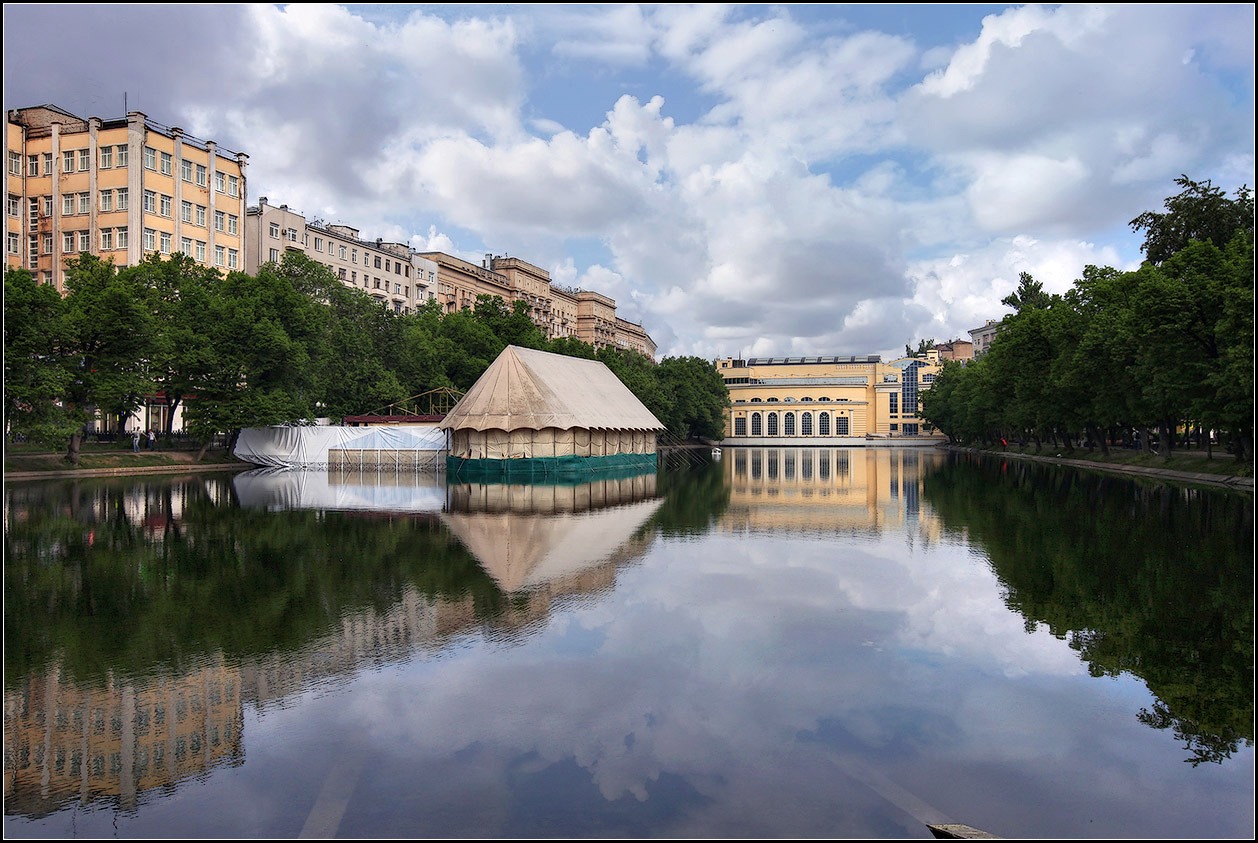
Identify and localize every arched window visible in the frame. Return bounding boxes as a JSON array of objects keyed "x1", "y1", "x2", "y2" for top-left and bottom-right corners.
[
  {"x1": 784, "y1": 412, "x2": 796, "y2": 436},
  {"x1": 750, "y1": 397, "x2": 762, "y2": 403},
  {"x1": 751, "y1": 412, "x2": 762, "y2": 436},
  {"x1": 801, "y1": 397, "x2": 814, "y2": 402},
  {"x1": 767, "y1": 412, "x2": 779, "y2": 436},
  {"x1": 819, "y1": 412, "x2": 831, "y2": 435},
  {"x1": 766, "y1": 397, "x2": 779, "y2": 403},
  {"x1": 801, "y1": 412, "x2": 813, "y2": 435}
]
